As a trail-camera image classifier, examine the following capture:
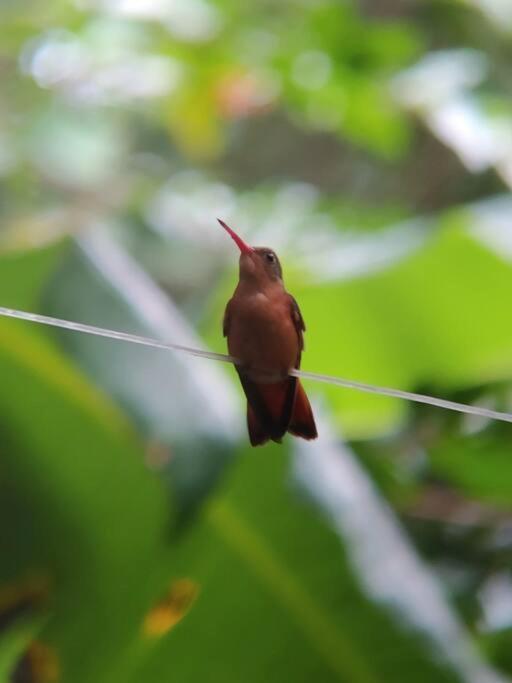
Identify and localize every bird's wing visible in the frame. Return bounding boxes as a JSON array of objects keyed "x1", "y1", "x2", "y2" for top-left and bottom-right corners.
[
  {"x1": 289, "y1": 294, "x2": 305, "y2": 363},
  {"x1": 287, "y1": 295, "x2": 317, "y2": 440},
  {"x1": 223, "y1": 299, "x2": 232, "y2": 337}
]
